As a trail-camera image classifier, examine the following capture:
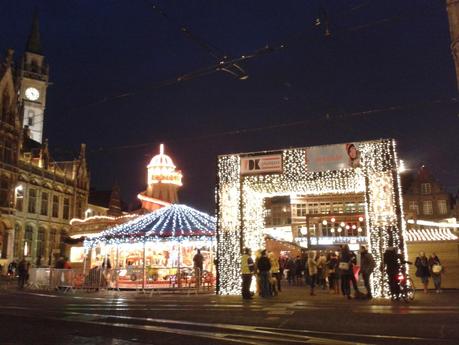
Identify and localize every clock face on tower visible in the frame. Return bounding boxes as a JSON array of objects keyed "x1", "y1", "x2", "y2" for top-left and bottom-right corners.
[{"x1": 25, "y1": 87, "x2": 40, "y2": 101}]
